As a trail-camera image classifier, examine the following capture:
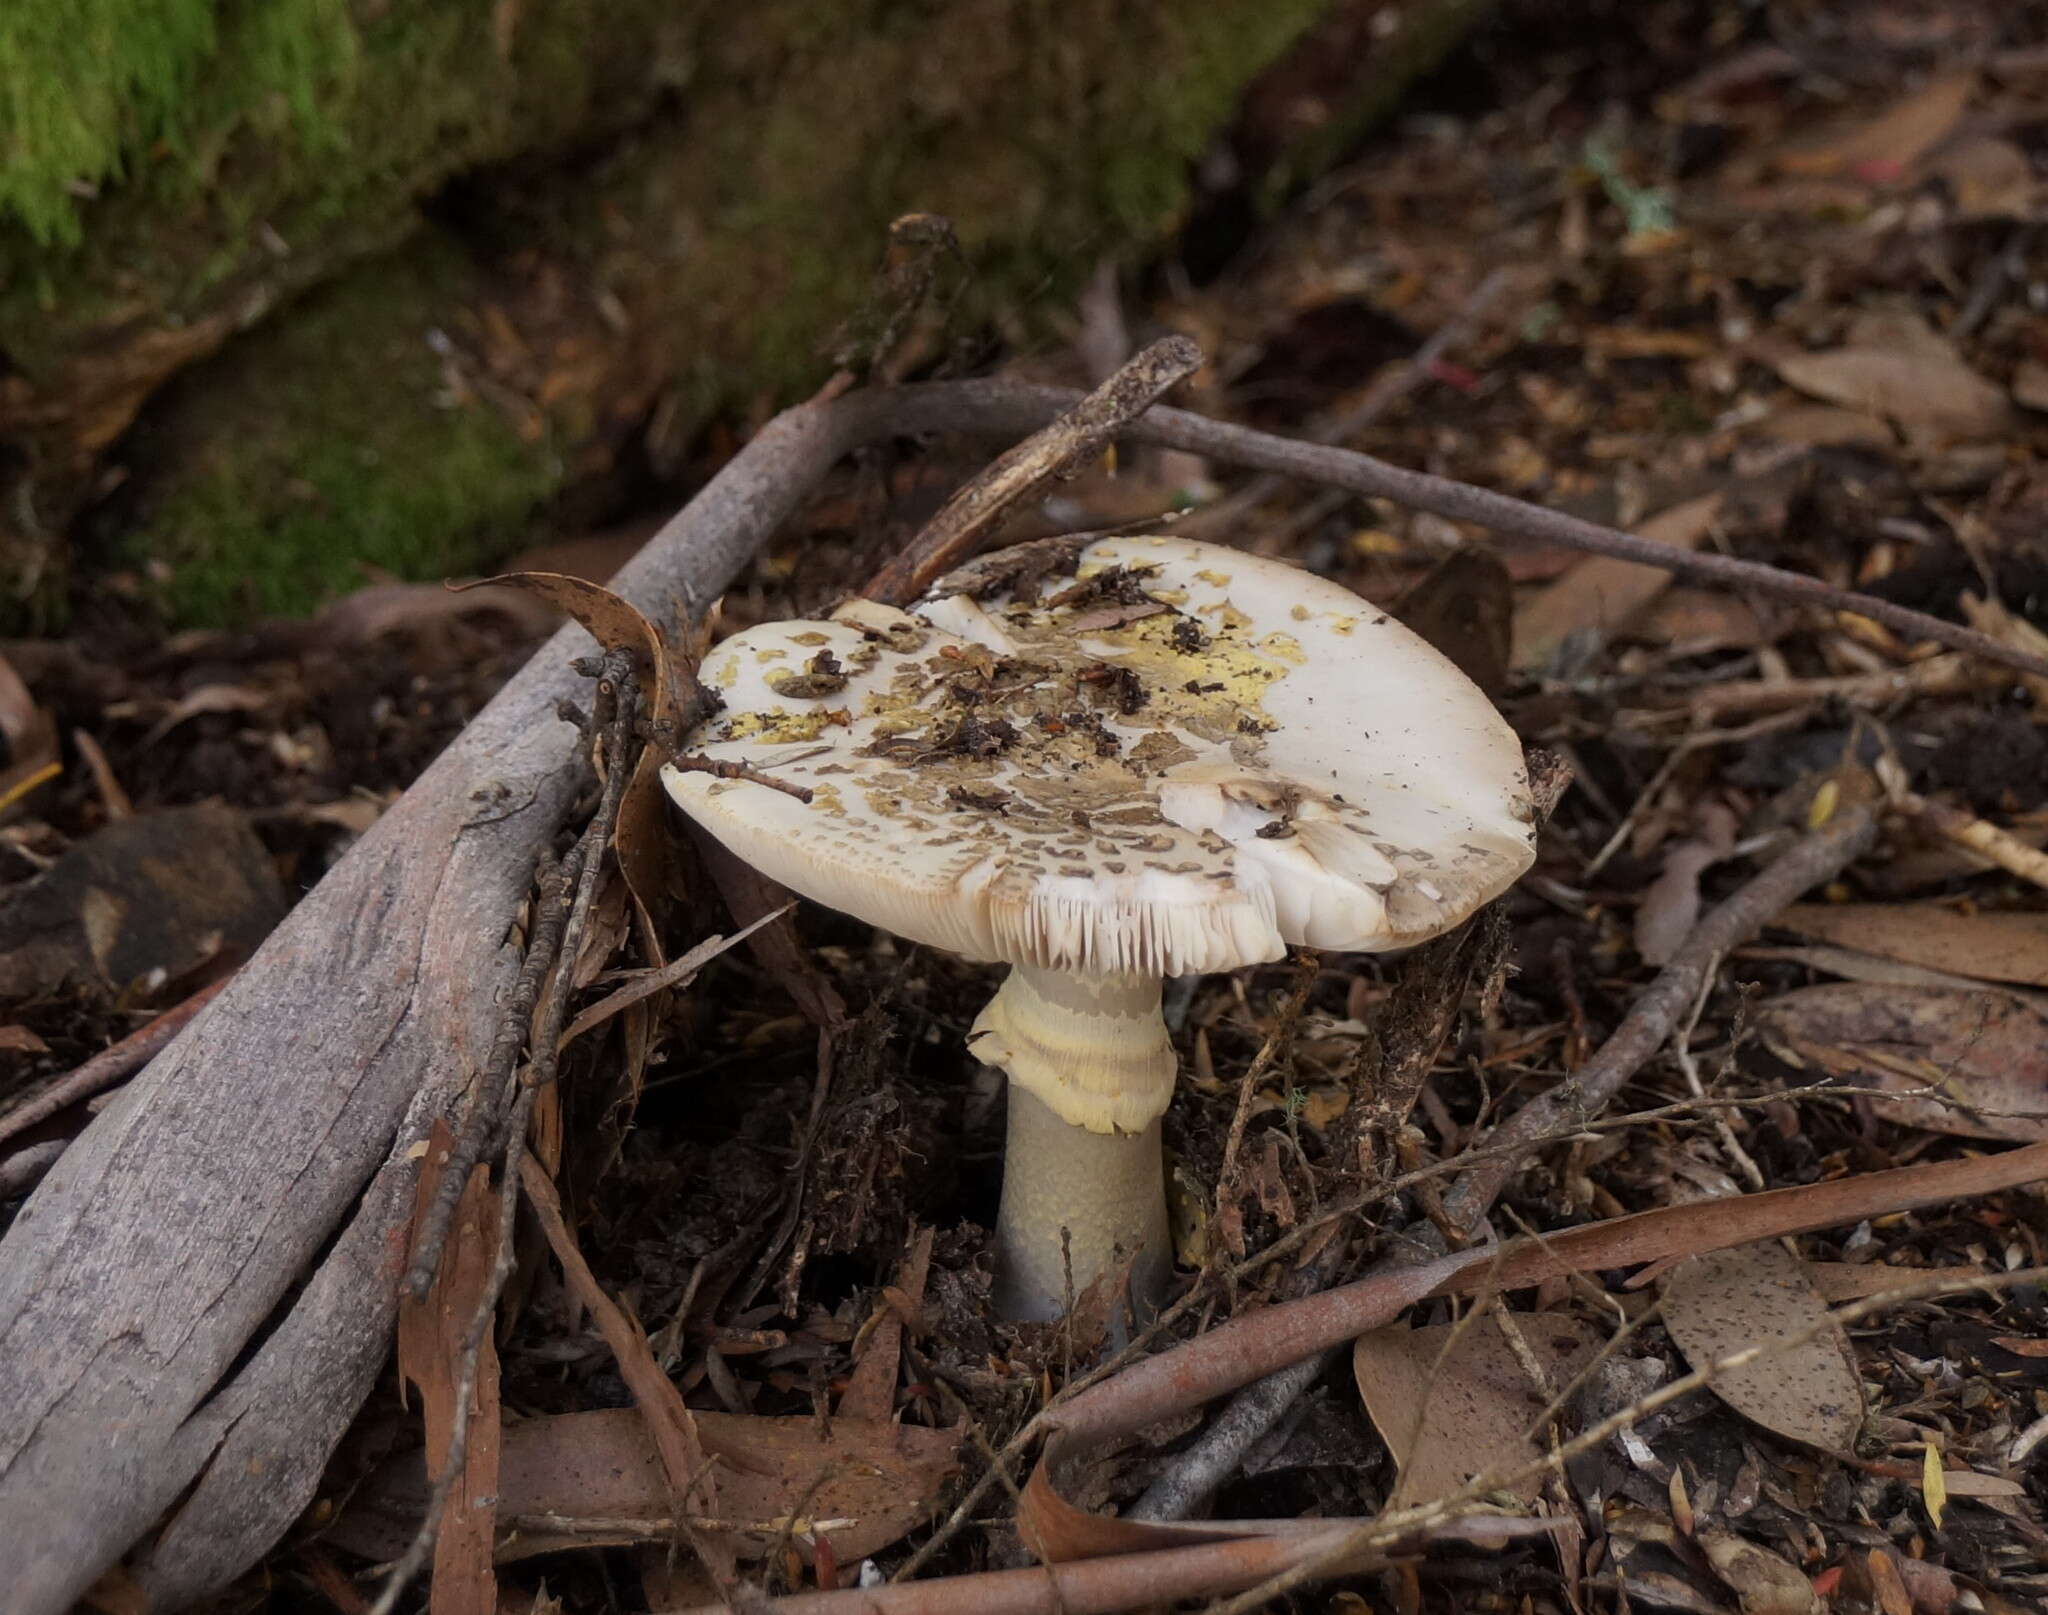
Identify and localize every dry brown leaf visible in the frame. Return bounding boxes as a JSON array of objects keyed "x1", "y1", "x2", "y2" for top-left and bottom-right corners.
[
  {"x1": 1636, "y1": 803, "x2": 1738, "y2": 966},
  {"x1": 1354, "y1": 1310, "x2": 1605, "y2": 1507},
  {"x1": 1868, "y1": 1549, "x2": 1917, "y2": 1615},
  {"x1": 1618, "y1": 1567, "x2": 1725, "y2": 1615},
  {"x1": 0, "y1": 802, "x2": 286, "y2": 999},
  {"x1": 1659, "y1": 1242, "x2": 1863, "y2": 1453},
  {"x1": 1884, "y1": 1553, "x2": 1959, "y2": 1615},
  {"x1": 397, "y1": 1122, "x2": 502, "y2": 1615},
  {"x1": 459, "y1": 571, "x2": 685, "y2": 732},
  {"x1": 1394, "y1": 547, "x2": 1513, "y2": 697},
  {"x1": 1639, "y1": 588, "x2": 1765, "y2": 652},
  {"x1": 1743, "y1": 942, "x2": 2048, "y2": 1009},
  {"x1": 1, "y1": 650, "x2": 61, "y2": 814},
  {"x1": 839, "y1": 1227, "x2": 936, "y2": 1424},
  {"x1": 1774, "y1": 347, "x2": 2008, "y2": 440},
  {"x1": 310, "y1": 580, "x2": 563, "y2": 646},
  {"x1": 1512, "y1": 491, "x2": 1724, "y2": 669},
  {"x1": 1752, "y1": 404, "x2": 1893, "y2": 448},
  {"x1": 462, "y1": 569, "x2": 714, "y2": 933},
  {"x1": 2014, "y1": 361, "x2": 2048, "y2": 415},
  {"x1": 1024, "y1": 1139, "x2": 2048, "y2": 1563},
  {"x1": 517, "y1": 1154, "x2": 730, "y2": 1581},
  {"x1": 1772, "y1": 904, "x2": 2048, "y2": 989},
  {"x1": 1919, "y1": 135, "x2": 2038, "y2": 220},
  {"x1": 329, "y1": 1406, "x2": 961, "y2": 1567},
  {"x1": 138, "y1": 683, "x2": 272, "y2": 748},
  {"x1": 1699, "y1": 1529, "x2": 1820, "y2": 1615},
  {"x1": 1758, "y1": 984, "x2": 2048, "y2": 1143},
  {"x1": 1935, "y1": 1469, "x2": 2027, "y2": 1498},
  {"x1": 1775, "y1": 72, "x2": 1975, "y2": 180}
]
